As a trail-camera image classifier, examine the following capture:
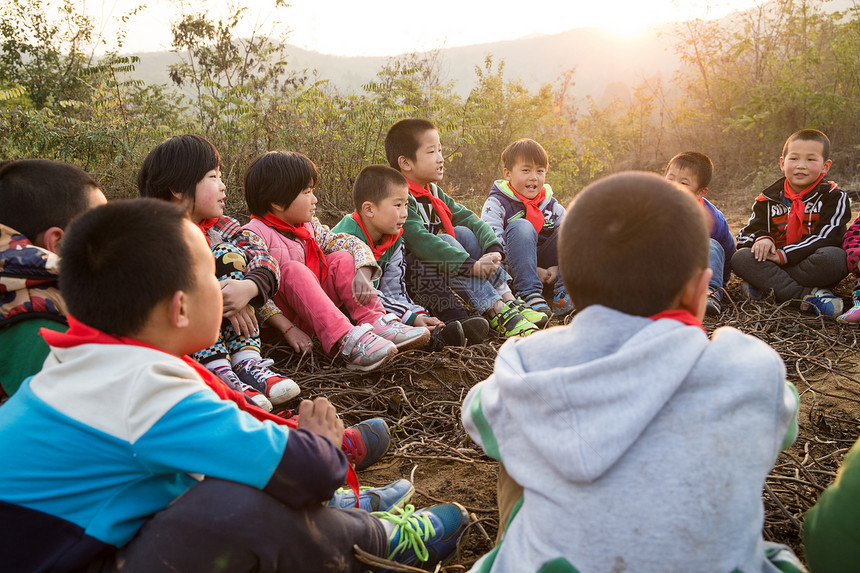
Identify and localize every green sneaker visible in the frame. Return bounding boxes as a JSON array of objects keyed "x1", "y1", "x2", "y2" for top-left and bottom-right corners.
[
  {"x1": 373, "y1": 503, "x2": 470, "y2": 570},
  {"x1": 516, "y1": 294, "x2": 551, "y2": 327},
  {"x1": 488, "y1": 302, "x2": 539, "y2": 337}
]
